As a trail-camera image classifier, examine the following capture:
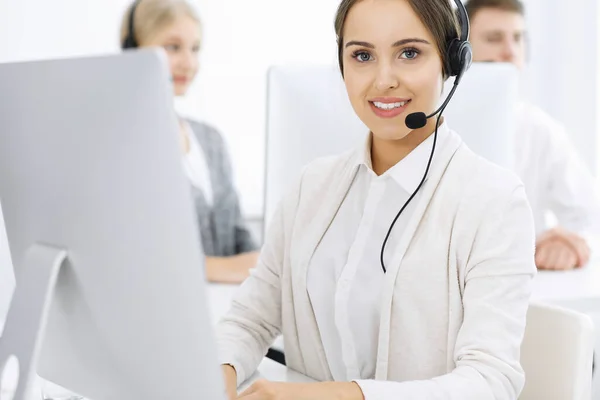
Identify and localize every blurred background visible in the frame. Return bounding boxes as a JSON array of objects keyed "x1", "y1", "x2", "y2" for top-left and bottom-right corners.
[{"x1": 0, "y1": 0, "x2": 596, "y2": 221}]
